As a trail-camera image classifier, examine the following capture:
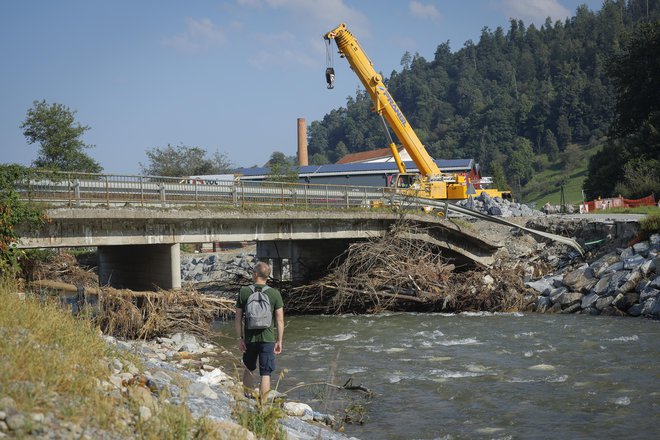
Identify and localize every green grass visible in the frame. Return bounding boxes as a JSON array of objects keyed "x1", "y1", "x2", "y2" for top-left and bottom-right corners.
[
  {"x1": 522, "y1": 143, "x2": 602, "y2": 207},
  {"x1": 0, "y1": 276, "x2": 236, "y2": 439}
]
